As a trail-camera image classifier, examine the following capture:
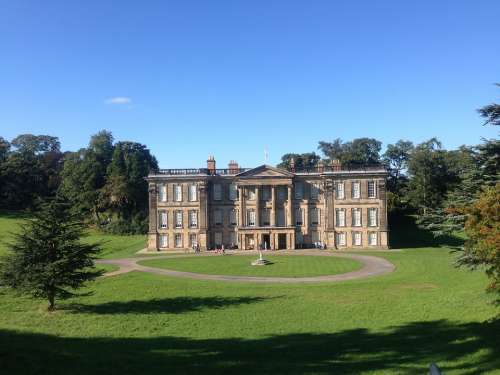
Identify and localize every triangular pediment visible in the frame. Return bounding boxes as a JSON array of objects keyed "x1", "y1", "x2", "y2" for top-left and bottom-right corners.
[{"x1": 236, "y1": 165, "x2": 295, "y2": 178}]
